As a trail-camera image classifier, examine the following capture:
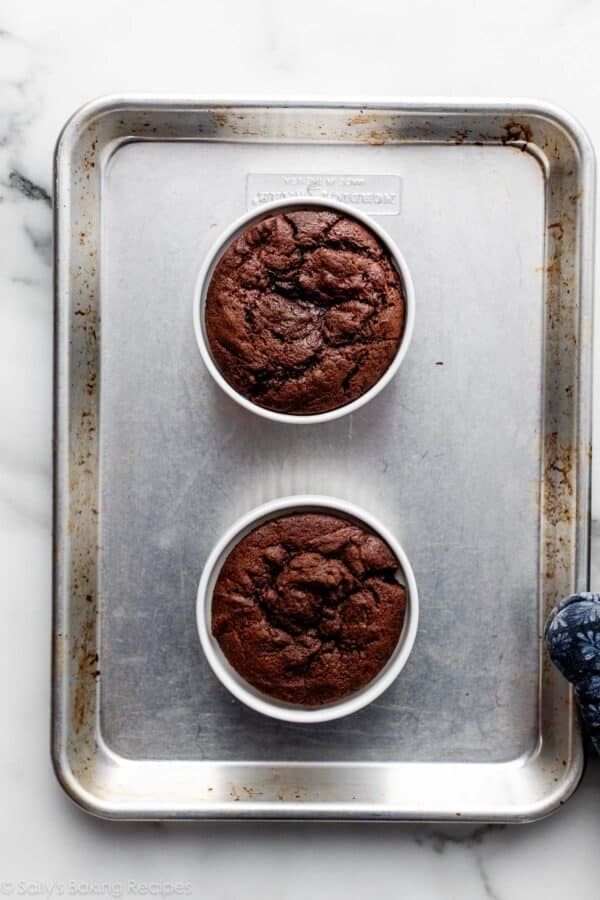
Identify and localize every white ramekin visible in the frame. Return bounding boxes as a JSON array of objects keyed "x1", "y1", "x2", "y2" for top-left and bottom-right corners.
[
  {"x1": 196, "y1": 495, "x2": 419, "y2": 724},
  {"x1": 192, "y1": 198, "x2": 415, "y2": 425}
]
